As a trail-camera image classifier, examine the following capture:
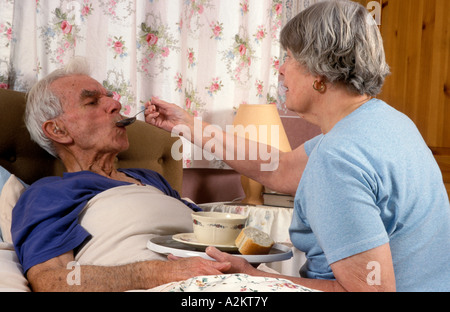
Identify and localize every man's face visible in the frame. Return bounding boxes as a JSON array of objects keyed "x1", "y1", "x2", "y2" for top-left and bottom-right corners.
[{"x1": 50, "y1": 74, "x2": 129, "y2": 156}]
